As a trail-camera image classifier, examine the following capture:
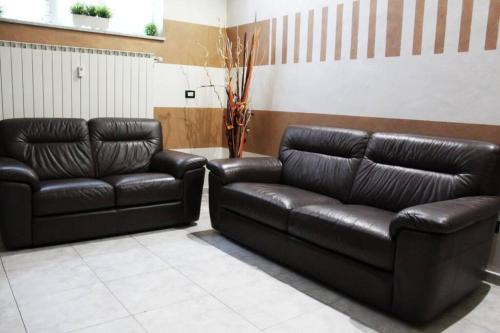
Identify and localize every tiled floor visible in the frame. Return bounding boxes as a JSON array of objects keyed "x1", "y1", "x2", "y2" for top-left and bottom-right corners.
[{"x1": 1, "y1": 194, "x2": 499, "y2": 333}]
